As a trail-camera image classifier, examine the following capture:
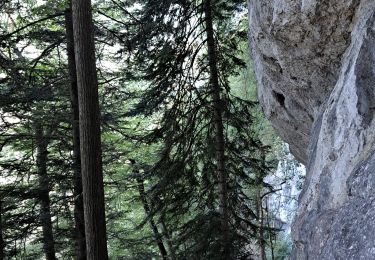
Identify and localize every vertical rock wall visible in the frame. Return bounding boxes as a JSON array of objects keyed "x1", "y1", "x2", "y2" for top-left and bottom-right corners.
[{"x1": 248, "y1": 0, "x2": 375, "y2": 258}]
